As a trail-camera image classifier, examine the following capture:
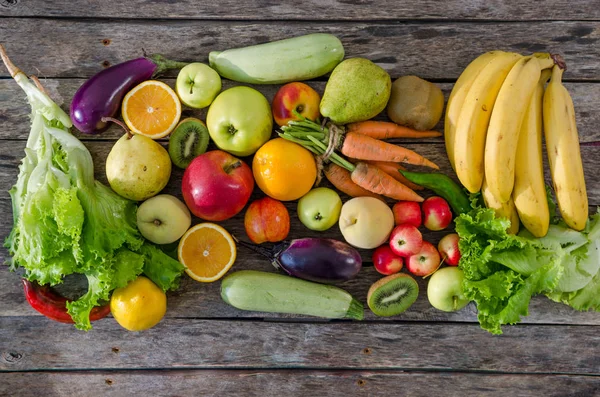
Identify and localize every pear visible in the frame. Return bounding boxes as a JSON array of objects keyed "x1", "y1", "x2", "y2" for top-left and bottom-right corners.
[
  {"x1": 320, "y1": 58, "x2": 391, "y2": 124},
  {"x1": 106, "y1": 133, "x2": 172, "y2": 201}
]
